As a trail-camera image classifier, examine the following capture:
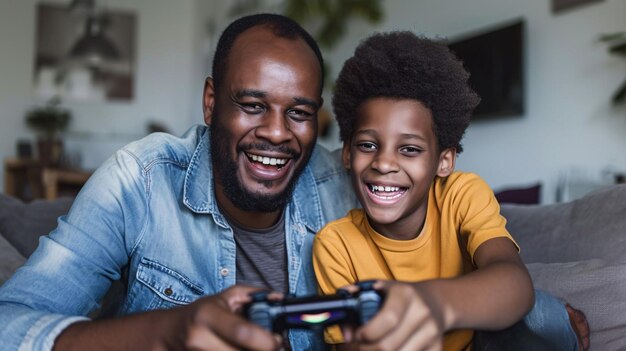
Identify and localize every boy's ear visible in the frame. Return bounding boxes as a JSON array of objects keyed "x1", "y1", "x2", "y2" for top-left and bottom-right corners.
[
  {"x1": 437, "y1": 148, "x2": 457, "y2": 177},
  {"x1": 341, "y1": 142, "x2": 351, "y2": 171},
  {"x1": 203, "y1": 77, "x2": 215, "y2": 126}
]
